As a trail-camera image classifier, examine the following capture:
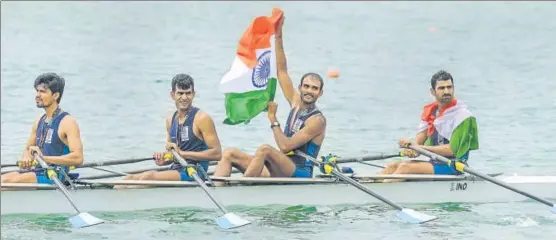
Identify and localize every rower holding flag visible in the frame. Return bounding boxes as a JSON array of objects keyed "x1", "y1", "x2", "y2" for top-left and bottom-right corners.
[
  {"x1": 213, "y1": 9, "x2": 328, "y2": 185},
  {"x1": 380, "y1": 70, "x2": 479, "y2": 182}
]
